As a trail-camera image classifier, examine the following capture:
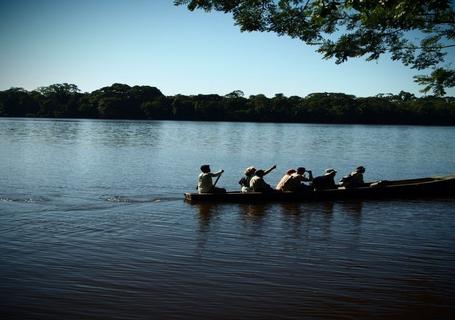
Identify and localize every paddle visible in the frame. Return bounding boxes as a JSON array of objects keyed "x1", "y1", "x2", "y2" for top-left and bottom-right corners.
[{"x1": 210, "y1": 170, "x2": 224, "y2": 192}]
